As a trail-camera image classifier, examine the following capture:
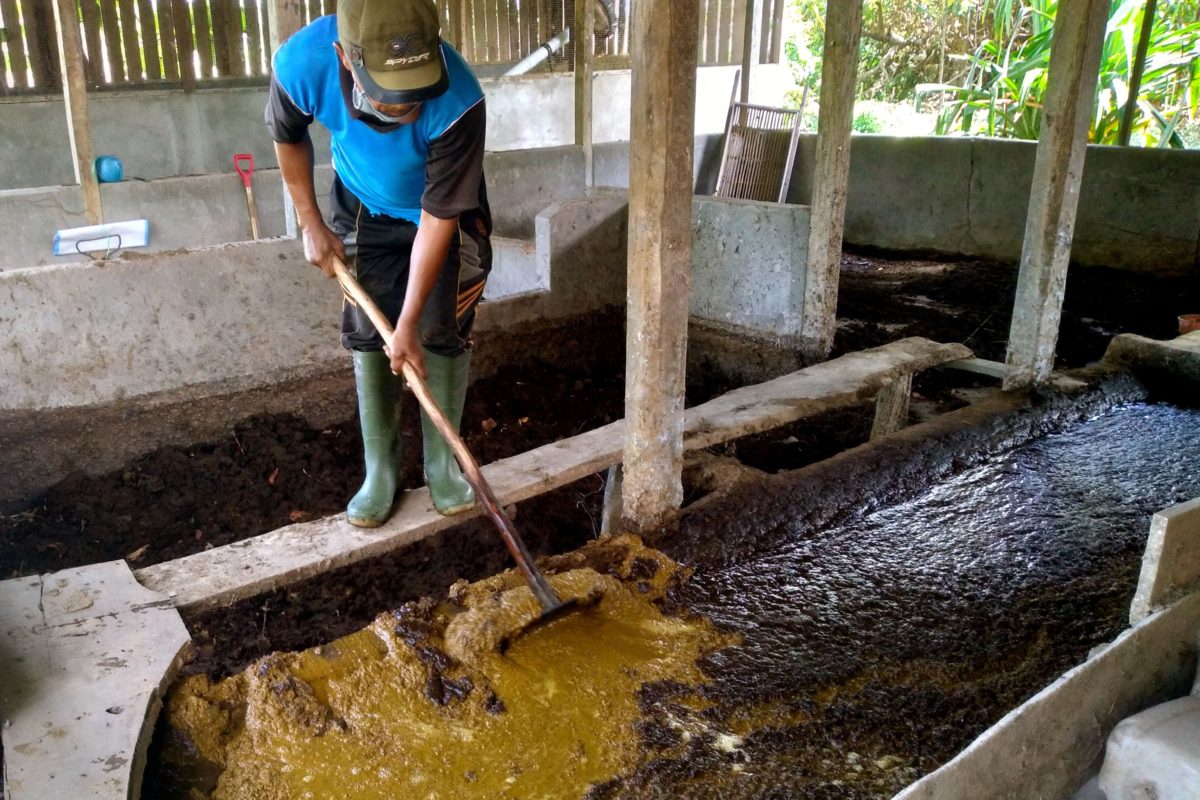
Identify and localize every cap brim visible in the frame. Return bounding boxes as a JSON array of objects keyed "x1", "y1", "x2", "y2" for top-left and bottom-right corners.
[{"x1": 351, "y1": 47, "x2": 449, "y2": 105}]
